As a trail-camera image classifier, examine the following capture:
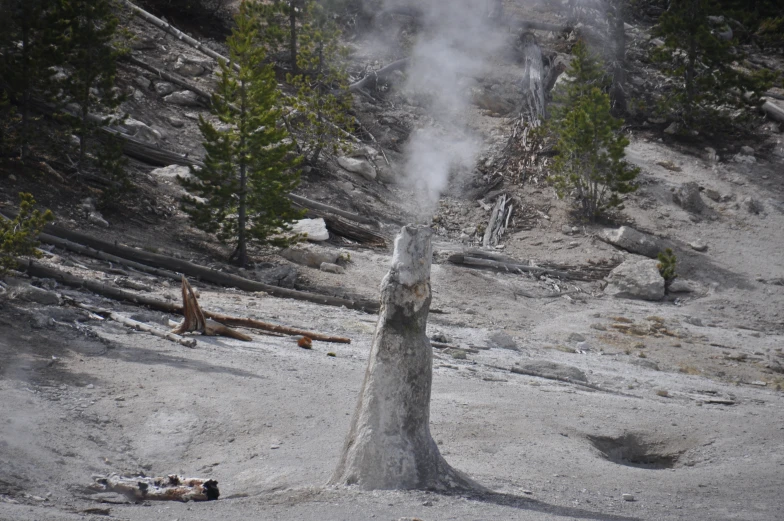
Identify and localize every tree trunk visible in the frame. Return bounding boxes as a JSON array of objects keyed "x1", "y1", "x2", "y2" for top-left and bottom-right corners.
[
  {"x1": 329, "y1": 226, "x2": 482, "y2": 492},
  {"x1": 235, "y1": 80, "x2": 248, "y2": 268},
  {"x1": 519, "y1": 33, "x2": 545, "y2": 123},
  {"x1": 610, "y1": 0, "x2": 627, "y2": 116},
  {"x1": 289, "y1": 1, "x2": 299, "y2": 74}
]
